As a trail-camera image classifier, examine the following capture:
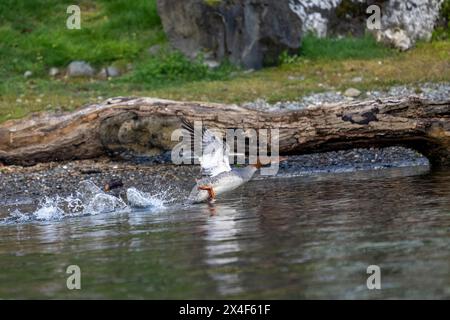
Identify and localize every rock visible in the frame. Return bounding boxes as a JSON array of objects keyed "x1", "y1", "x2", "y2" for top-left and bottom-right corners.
[
  {"x1": 378, "y1": 0, "x2": 443, "y2": 43},
  {"x1": 157, "y1": 1, "x2": 445, "y2": 66},
  {"x1": 48, "y1": 67, "x2": 60, "y2": 77},
  {"x1": 344, "y1": 88, "x2": 361, "y2": 98},
  {"x1": 98, "y1": 66, "x2": 121, "y2": 79},
  {"x1": 156, "y1": 0, "x2": 303, "y2": 69},
  {"x1": 289, "y1": 0, "x2": 369, "y2": 38},
  {"x1": 289, "y1": 0, "x2": 444, "y2": 49},
  {"x1": 390, "y1": 1, "x2": 441, "y2": 47},
  {"x1": 67, "y1": 61, "x2": 95, "y2": 77},
  {"x1": 375, "y1": 28, "x2": 413, "y2": 51},
  {"x1": 351, "y1": 76, "x2": 363, "y2": 83},
  {"x1": 23, "y1": 71, "x2": 33, "y2": 78},
  {"x1": 203, "y1": 59, "x2": 220, "y2": 69}
]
